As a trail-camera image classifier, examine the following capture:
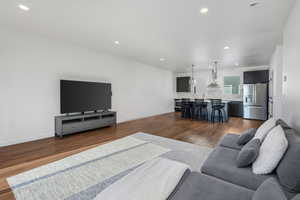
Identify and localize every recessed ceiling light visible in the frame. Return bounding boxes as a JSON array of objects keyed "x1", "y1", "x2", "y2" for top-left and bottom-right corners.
[
  {"x1": 114, "y1": 41, "x2": 120, "y2": 45},
  {"x1": 18, "y1": 4, "x2": 30, "y2": 11},
  {"x1": 235, "y1": 63, "x2": 239, "y2": 66},
  {"x1": 160, "y1": 58, "x2": 165, "y2": 61},
  {"x1": 200, "y1": 8, "x2": 209, "y2": 14},
  {"x1": 224, "y1": 46, "x2": 230, "y2": 50},
  {"x1": 250, "y1": 2, "x2": 259, "y2": 7}
]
